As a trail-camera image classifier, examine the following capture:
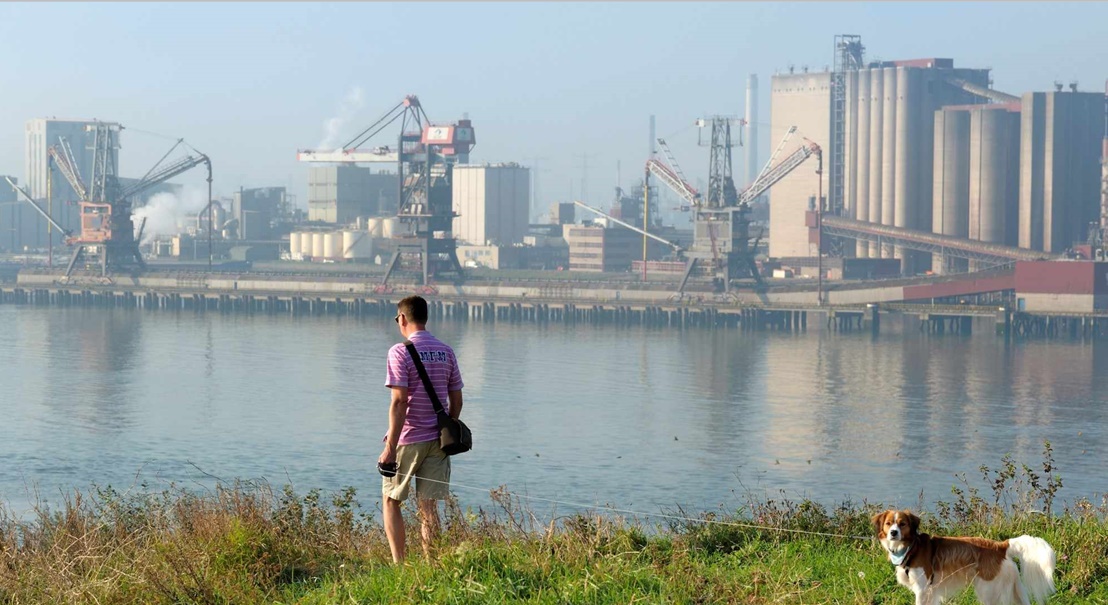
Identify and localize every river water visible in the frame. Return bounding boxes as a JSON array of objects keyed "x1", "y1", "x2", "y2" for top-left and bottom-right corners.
[{"x1": 1, "y1": 306, "x2": 1105, "y2": 520}]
